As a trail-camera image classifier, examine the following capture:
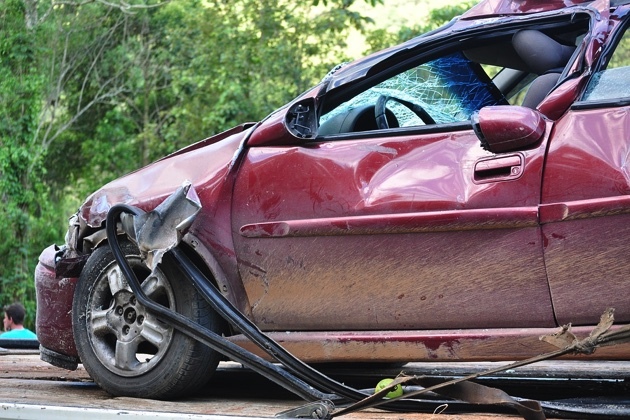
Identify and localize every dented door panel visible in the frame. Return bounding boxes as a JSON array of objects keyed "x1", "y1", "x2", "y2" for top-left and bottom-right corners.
[{"x1": 232, "y1": 129, "x2": 554, "y2": 331}]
